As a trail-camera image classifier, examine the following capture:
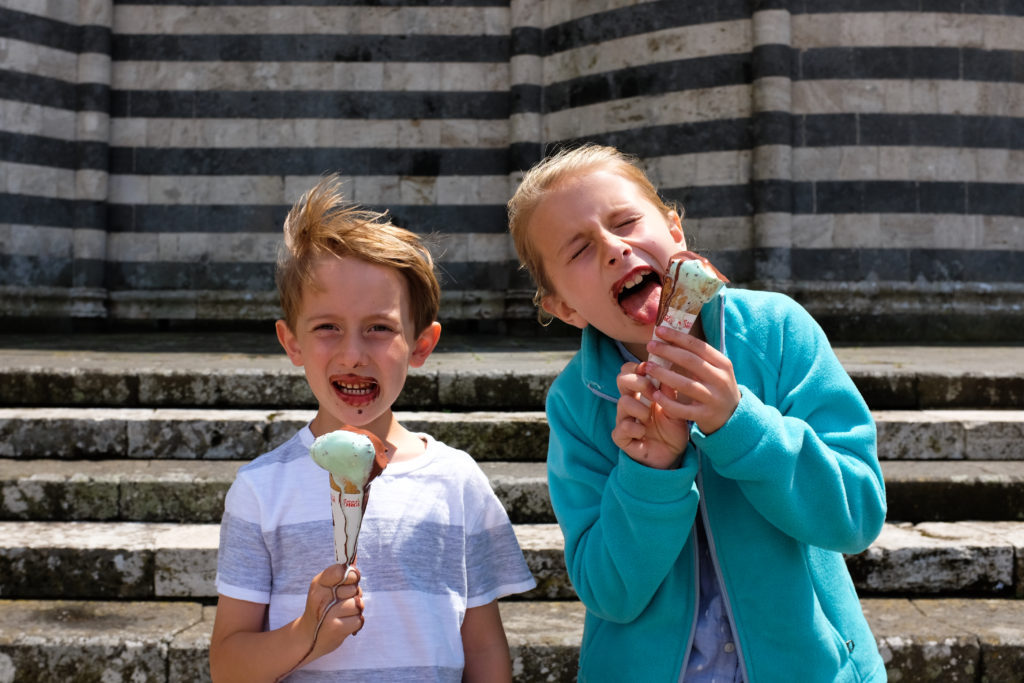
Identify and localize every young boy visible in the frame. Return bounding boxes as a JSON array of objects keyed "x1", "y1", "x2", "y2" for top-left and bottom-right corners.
[
  {"x1": 507, "y1": 145, "x2": 887, "y2": 682},
  {"x1": 211, "y1": 175, "x2": 535, "y2": 682}
]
